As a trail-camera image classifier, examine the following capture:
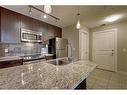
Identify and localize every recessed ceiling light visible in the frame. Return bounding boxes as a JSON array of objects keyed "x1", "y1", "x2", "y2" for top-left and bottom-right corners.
[
  {"x1": 104, "y1": 14, "x2": 123, "y2": 22},
  {"x1": 43, "y1": 14, "x2": 47, "y2": 19}
]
